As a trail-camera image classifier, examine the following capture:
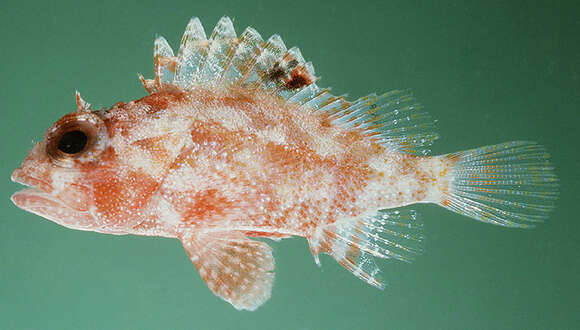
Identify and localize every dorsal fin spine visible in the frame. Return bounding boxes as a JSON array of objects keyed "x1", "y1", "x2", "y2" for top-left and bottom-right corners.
[
  {"x1": 145, "y1": 17, "x2": 438, "y2": 154},
  {"x1": 175, "y1": 17, "x2": 208, "y2": 88}
]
